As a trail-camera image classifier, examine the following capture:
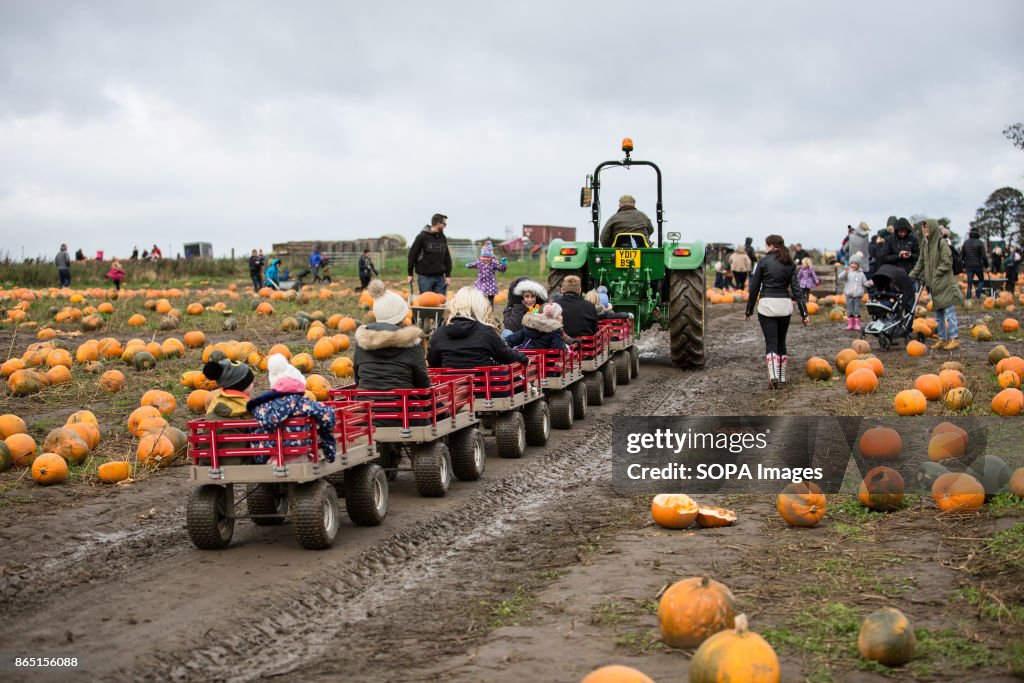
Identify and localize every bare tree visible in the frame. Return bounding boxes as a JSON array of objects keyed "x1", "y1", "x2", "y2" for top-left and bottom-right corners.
[{"x1": 970, "y1": 187, "x2": 1024, "y2": 248}]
